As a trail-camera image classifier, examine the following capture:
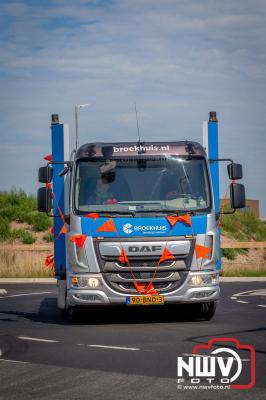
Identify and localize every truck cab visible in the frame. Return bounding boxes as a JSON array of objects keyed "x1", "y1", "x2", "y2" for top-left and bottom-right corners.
[{"x1": 37, "y1": 112, "x2": 245, "y2": 320}]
